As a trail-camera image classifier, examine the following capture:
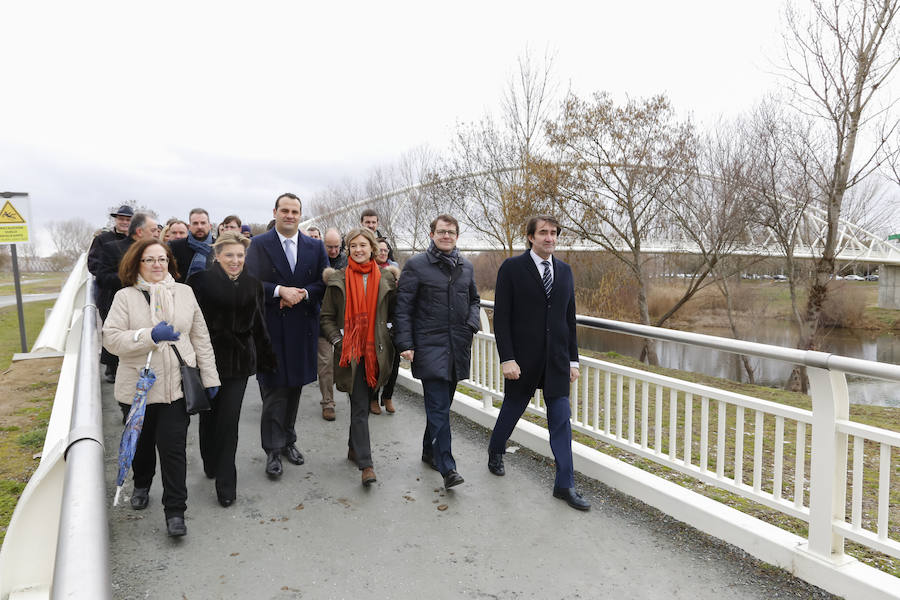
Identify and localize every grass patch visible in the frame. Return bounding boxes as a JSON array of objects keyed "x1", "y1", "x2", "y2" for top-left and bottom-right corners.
[
  {"x1": 0, "y1": 272, "x2": 66, "y2": 296},
  {"x1": 16, "y1": 428, "x2": 47, "y2": 450},
  {"x1": 0, "y1": 300, "x2": 55, "y2": 370},
  {"x1": 0, "y1": 479, "x2": 26, "y2": 544}
]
